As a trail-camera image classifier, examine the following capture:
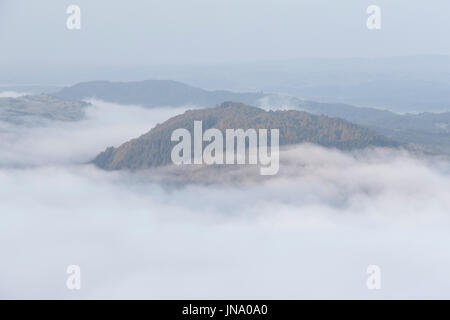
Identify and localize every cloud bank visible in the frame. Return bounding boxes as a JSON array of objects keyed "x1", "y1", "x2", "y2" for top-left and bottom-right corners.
[
  {"x1": 0, "y1": 100, "x2": 189, "y2": 166},
  {"x1": 0, "y1": 101, "x2": 450, "y2": 299},
  {"x1": 0, "y1": 91, "x2": 29, "y2": 98}
]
